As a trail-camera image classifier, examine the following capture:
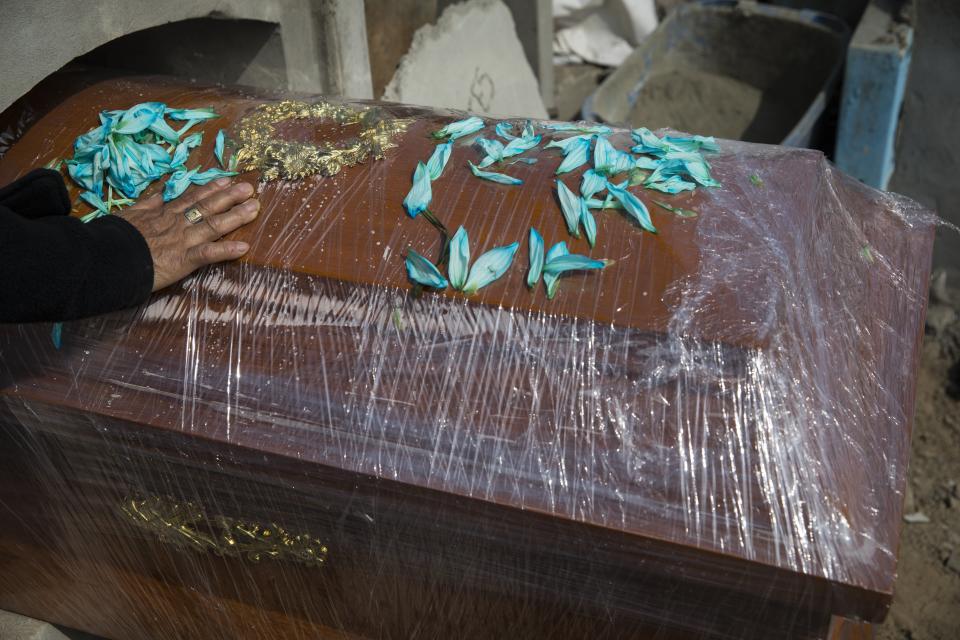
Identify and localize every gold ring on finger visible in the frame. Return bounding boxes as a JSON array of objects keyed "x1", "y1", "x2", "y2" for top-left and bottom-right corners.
[{"x1": 184, "y1": 207, "x2": 204, "y2": 224}]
